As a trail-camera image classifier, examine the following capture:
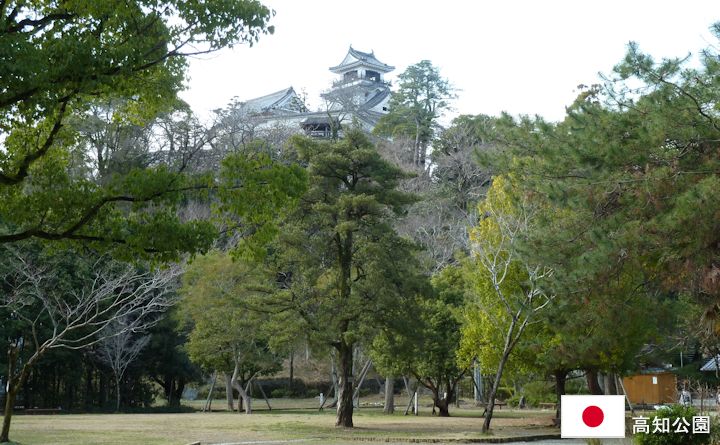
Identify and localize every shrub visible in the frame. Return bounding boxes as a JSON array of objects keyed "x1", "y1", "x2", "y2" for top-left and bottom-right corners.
[
  {"x1": 494, "y1": 386, "x2": 514, "y2": 401},
  {"x1": 633, "y1": 404, "x2": 711, "y2": 445},
  {"x1": 508, "y1": 380, "x2": 557, "y2": 408},
  {"x1": 195, "y1": 384, "x2": 225, "y2": 401},
  {"x1": 270, "y1": 388, "x2": 290, "y2": 398}
]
